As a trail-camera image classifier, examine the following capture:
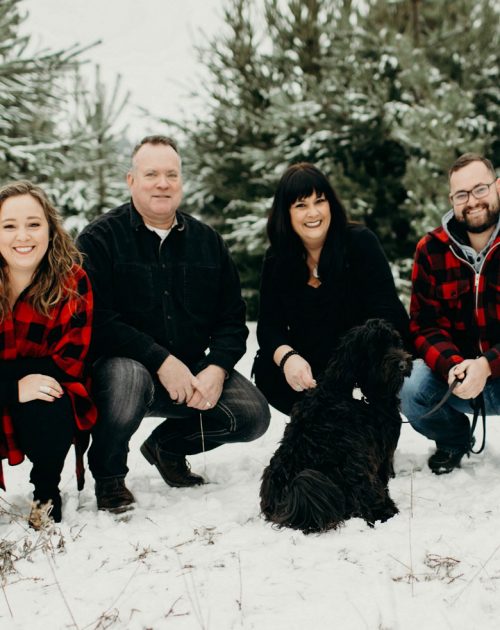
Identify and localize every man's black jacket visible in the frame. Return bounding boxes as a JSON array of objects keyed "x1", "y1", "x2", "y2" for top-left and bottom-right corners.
[{"x1": 77, "y1": 202, "x2": 248, "y2": 375}]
